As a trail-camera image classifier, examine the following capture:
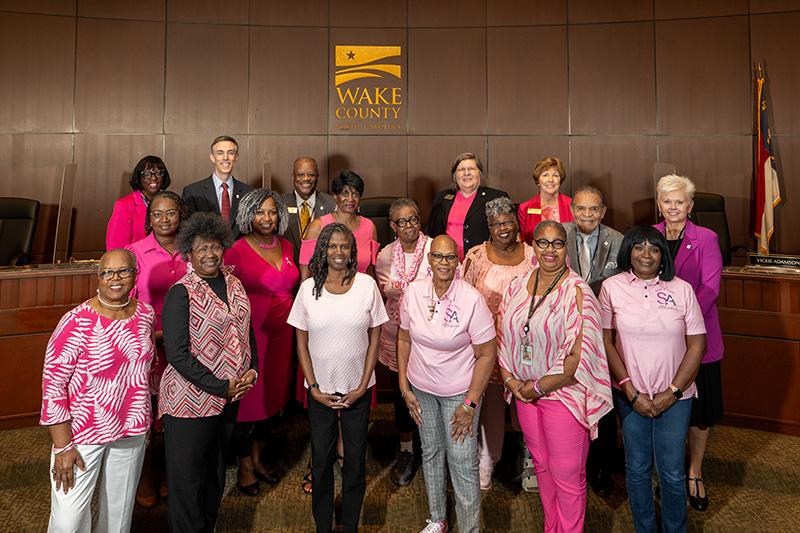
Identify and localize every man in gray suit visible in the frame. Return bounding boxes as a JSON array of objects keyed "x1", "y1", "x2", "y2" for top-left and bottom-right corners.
[
  {"x1": 282, "y1": 157, "x2": 336, "y2": 264},
  {"x1": 564, "y1": 184, "x2": 623, "y2": 498}
]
